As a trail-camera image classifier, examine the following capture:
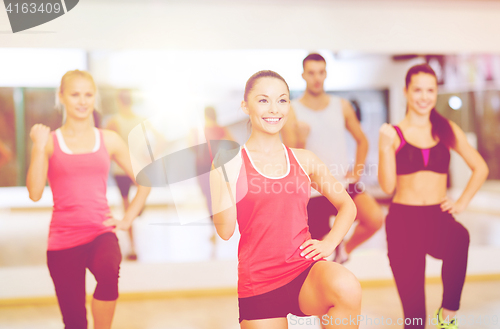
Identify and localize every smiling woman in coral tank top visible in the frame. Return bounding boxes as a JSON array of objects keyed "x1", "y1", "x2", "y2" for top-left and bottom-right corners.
[{"x1": 210, "y1": 70, "x2": 360, "y2": 329}]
